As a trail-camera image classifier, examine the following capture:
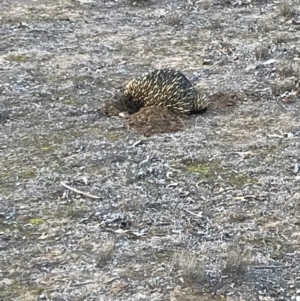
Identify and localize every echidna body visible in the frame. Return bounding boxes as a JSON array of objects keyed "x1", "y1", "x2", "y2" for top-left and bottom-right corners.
[{"x1": 122, "y1": 69, "x2": 208, "y2": 114}]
